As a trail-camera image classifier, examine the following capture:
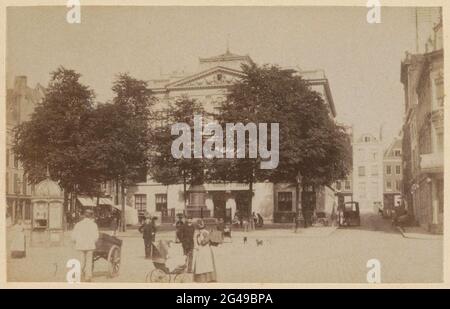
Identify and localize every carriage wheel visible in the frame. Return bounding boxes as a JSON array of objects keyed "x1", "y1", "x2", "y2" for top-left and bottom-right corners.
[
  {"x1": 107, "y1": 245, "x2": 121, "y2": 278},
  {"x1": 148, "y1": 269, "x2": 170, "y2": 283},
  {"x1": 174, "y1": 273, "x2": 191, "y2": 283}
]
